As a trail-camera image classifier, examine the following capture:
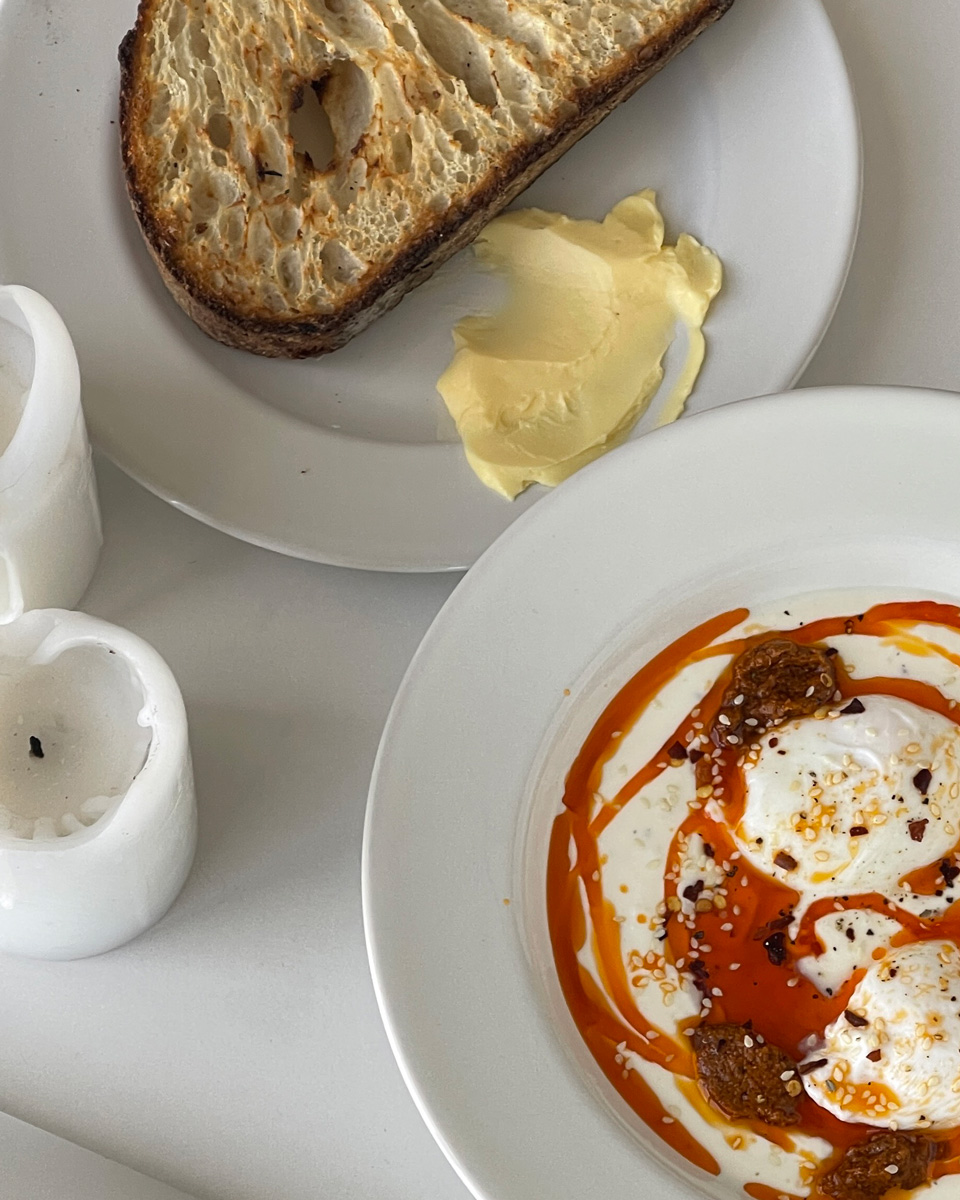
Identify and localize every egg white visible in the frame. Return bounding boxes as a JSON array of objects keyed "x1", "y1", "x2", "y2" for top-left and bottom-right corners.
[
  {"x1": 802, "y1": 940, "x2": 960, "y2": 1129},
  {"x1": 736, "y1": 695, "x2": 960, "y2": 906}
]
